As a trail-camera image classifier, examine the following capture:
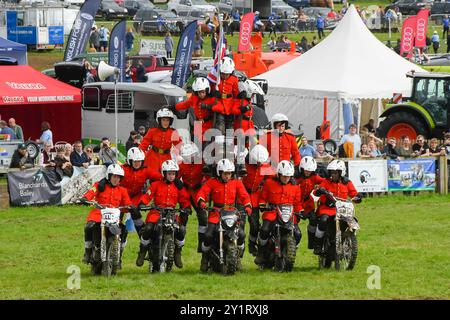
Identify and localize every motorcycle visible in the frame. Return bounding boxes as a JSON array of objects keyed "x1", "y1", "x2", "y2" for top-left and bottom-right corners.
[
  {"x1": 139, "y1": 205, "x2": 183, "y2": 273},
  {"x1": 312, "y1": 191, "x2": 360, "y2": 271},
  {"x1": 258, "y1": 204, "x2": 297, "y2": 272},
  {"x1": 204, "y1": 206, "x2": 242, "y2": 275},
  {"x1": 82, "y1": 201, "x2": 131, "y2": 277}
]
